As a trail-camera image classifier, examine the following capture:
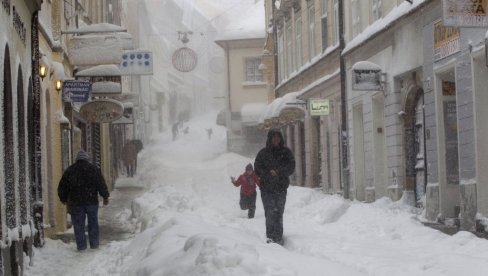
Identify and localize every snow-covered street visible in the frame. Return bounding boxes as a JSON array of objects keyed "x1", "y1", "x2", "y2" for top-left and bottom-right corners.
[{"x1": 25, "y1": 112, "x2": 488, "y2": 276}]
